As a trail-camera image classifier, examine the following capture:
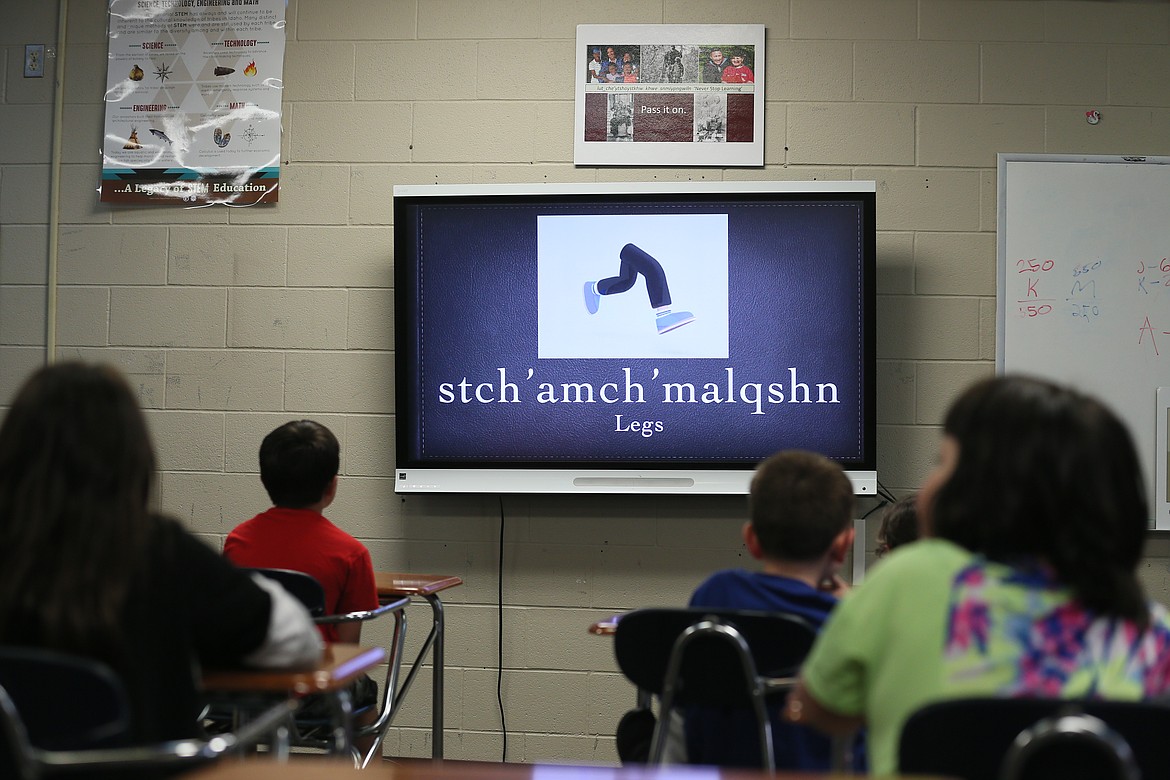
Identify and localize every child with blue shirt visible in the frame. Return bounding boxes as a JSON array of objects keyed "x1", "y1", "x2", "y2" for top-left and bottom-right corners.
[{"x1": 684, "y1": 449, "x2": 858, "y2": 770}]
